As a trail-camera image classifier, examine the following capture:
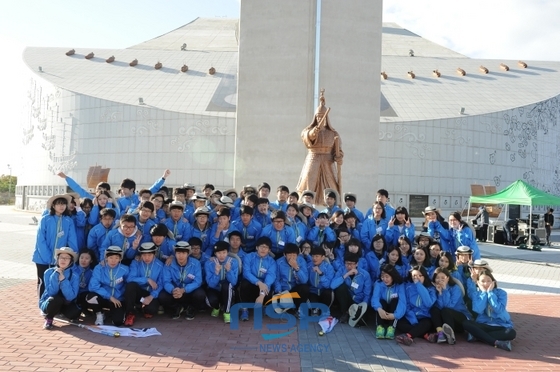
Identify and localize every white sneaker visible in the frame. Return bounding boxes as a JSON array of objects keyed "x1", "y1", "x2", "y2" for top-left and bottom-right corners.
[{"x1": 95, "y1": 312, "x2": 105, "y2": 326}]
